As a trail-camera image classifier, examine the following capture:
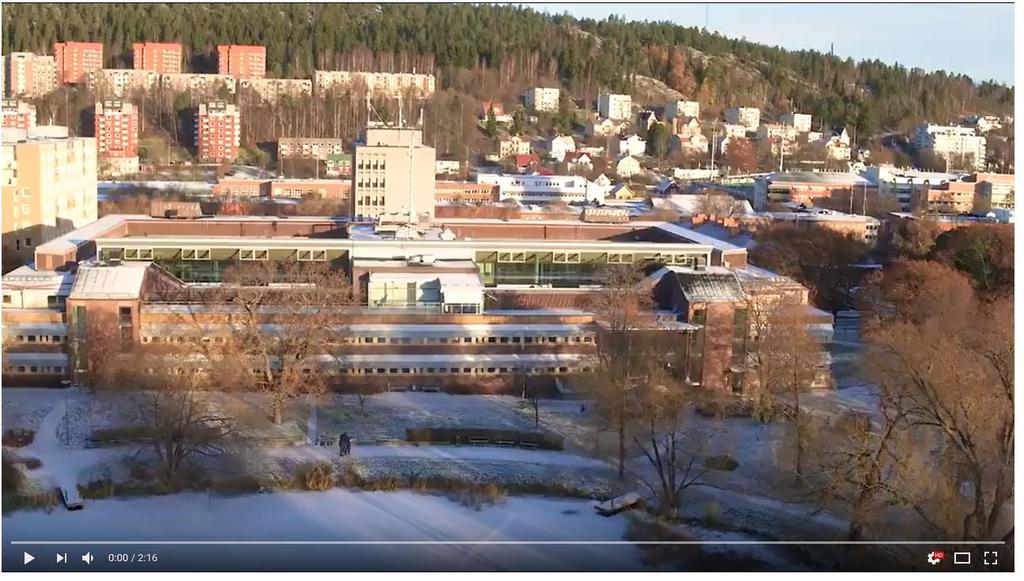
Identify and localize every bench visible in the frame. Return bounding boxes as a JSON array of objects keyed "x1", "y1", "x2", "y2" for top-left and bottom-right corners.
[
  {"x1": 519, "y1": 442, "x2": 539, "y2": 449},
  {"x1": 419, "y1": 385, "x2": 441, "y2": 393},
  {"x1": 468, "y1": 438, "x2": 490, "y2": 446},
  {"x1": 496, "y1": 440, "x2": 514, "y2": 447},
  {"x1": 594, "y1": 492, "x2": 643, "y2": 516}
]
